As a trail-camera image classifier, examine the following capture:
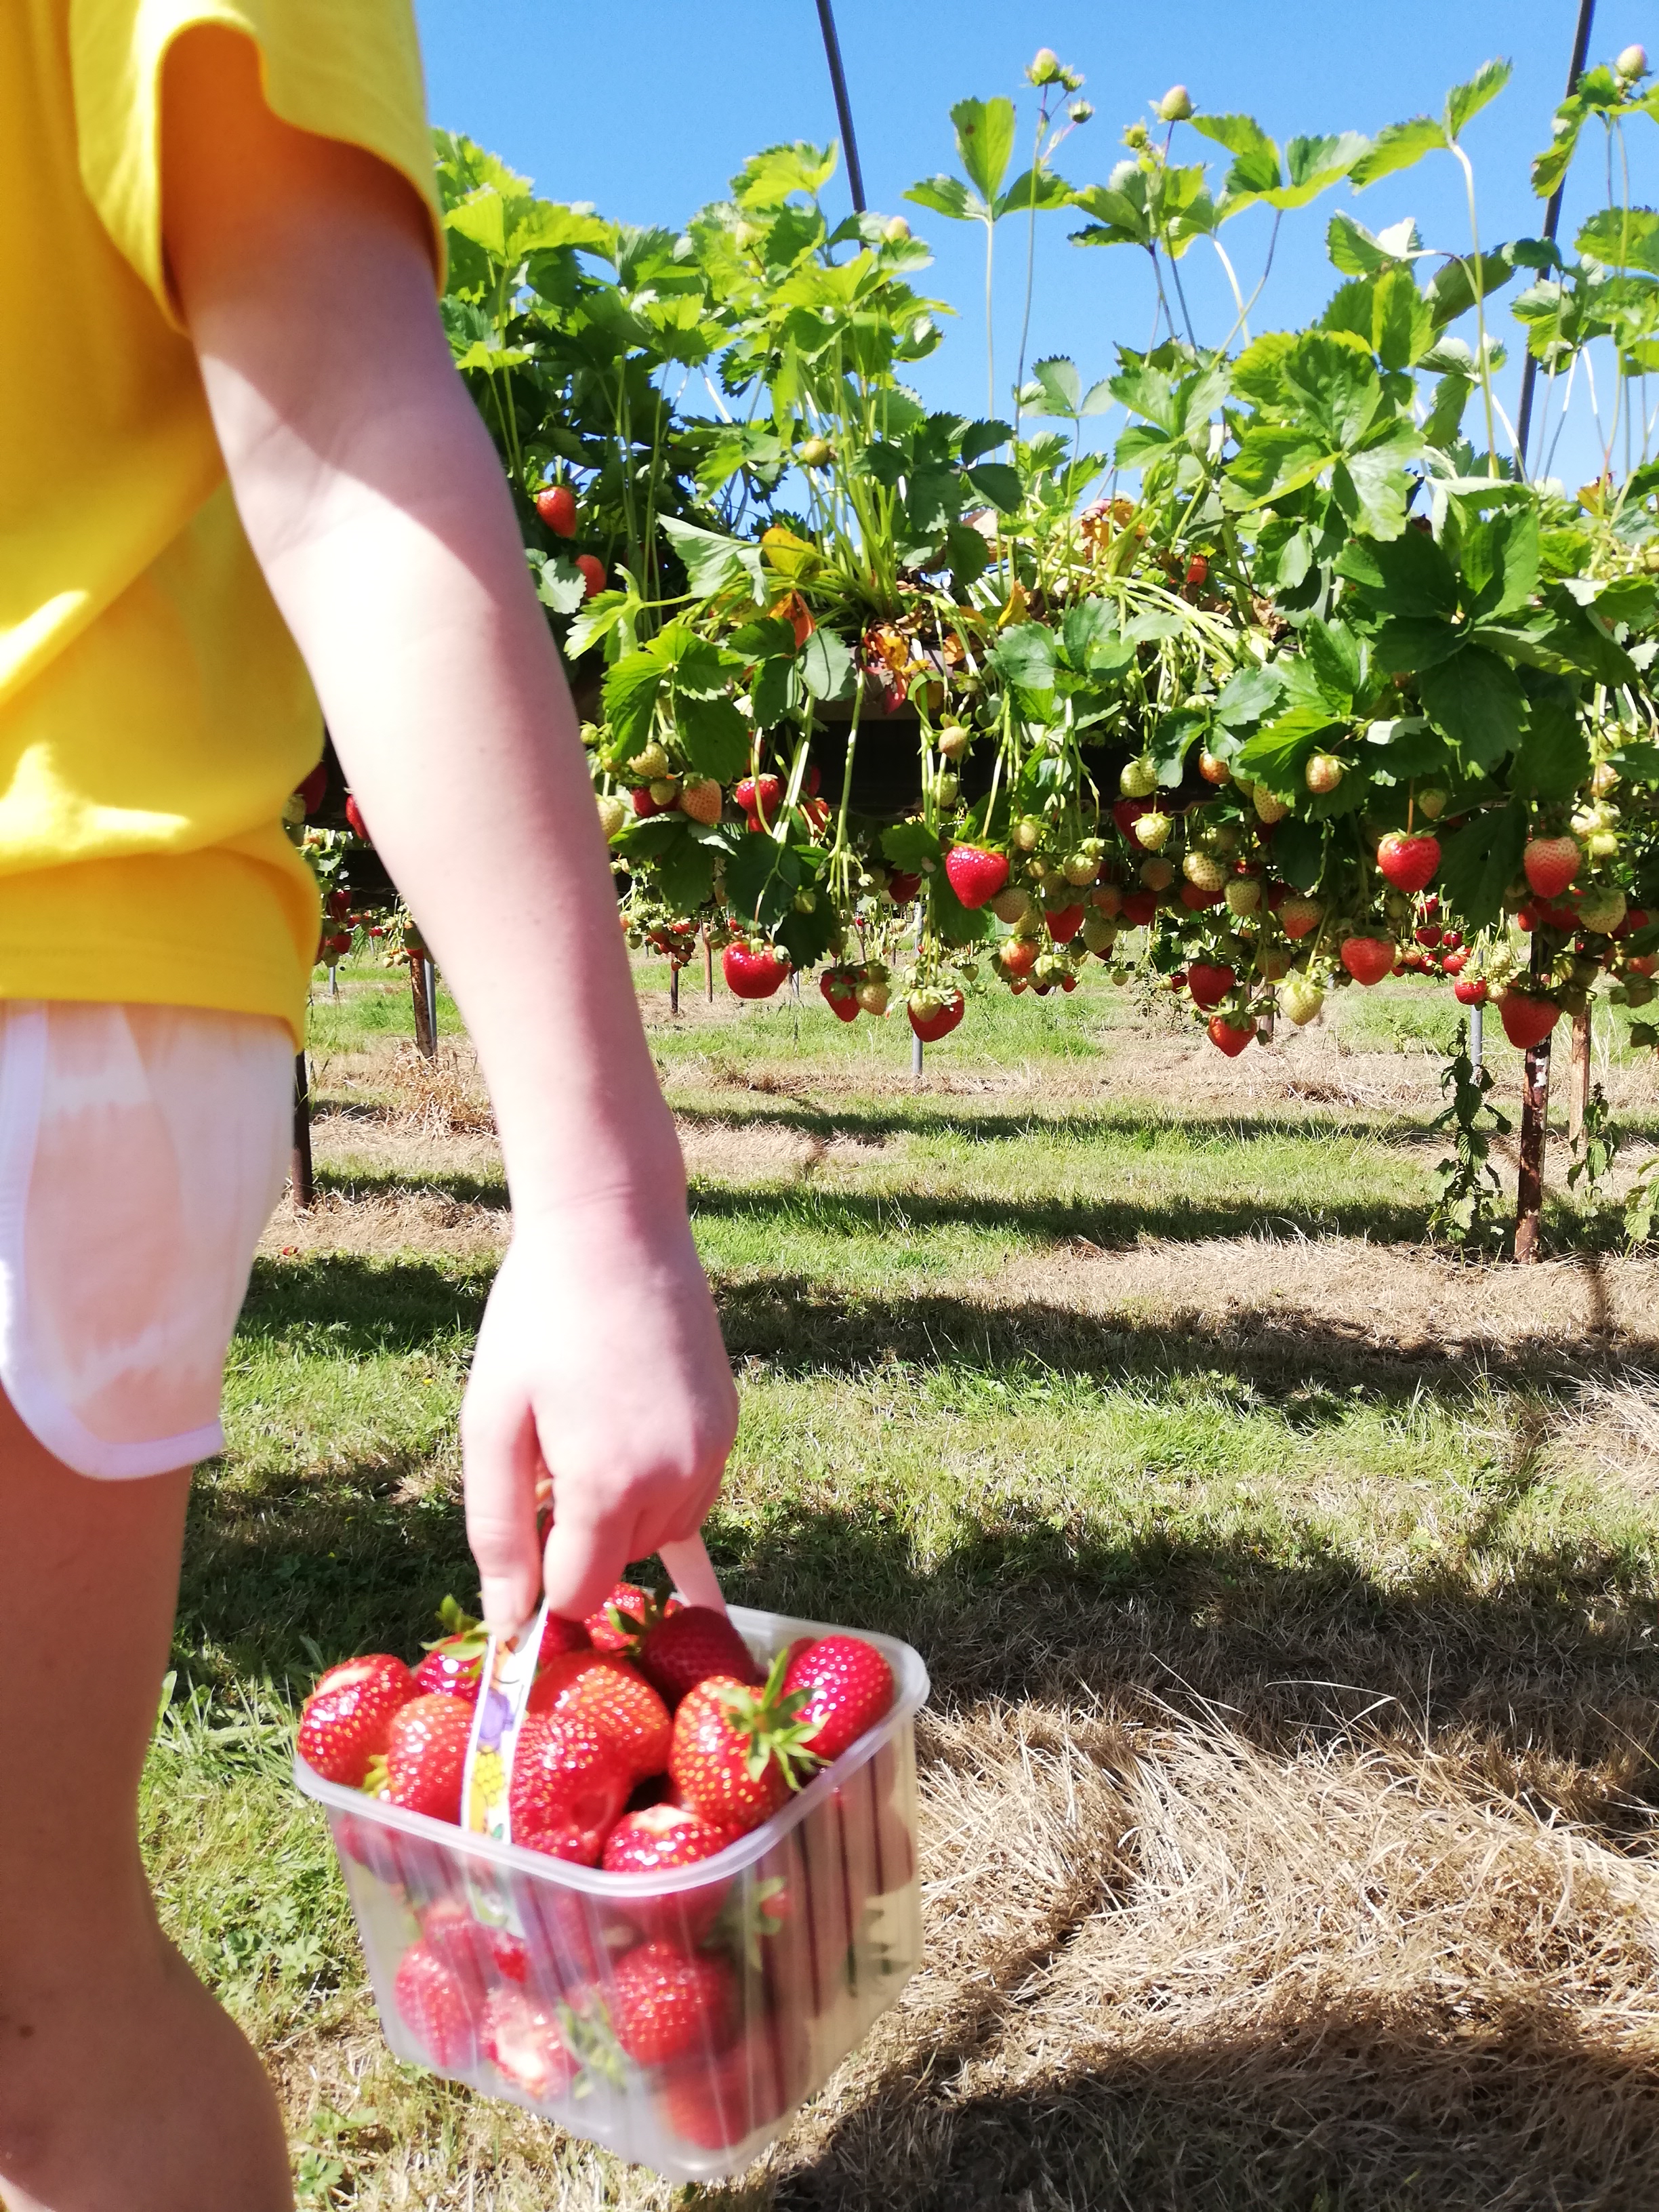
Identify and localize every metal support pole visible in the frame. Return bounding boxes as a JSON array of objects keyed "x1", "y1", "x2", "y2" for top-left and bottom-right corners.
[
  {"x1": 1515, "y1": 935, "x2": 1552, "y2": 1263},
  {"x1": 411, "y1": 949, "x2": 437, "y2": 1059},
  {"x1": 670, "y1": 960, "x2": 680, "y2": 1016},
  {"x1": 1470, "y1": 1000, "x2": 1484, "y2": 1073},
  {"x1": 1516, "y1": 0, "x2": 1597, "y2": 468},
  {"x1": 814, "y1": 1, "x2": 867, "y2": 212},
  {"x1": 704, "y1": 930, "x2": 716, "y2": 1004},
  {"x1": 290, "y1": 1050, "x2": 314, "y2": 1210},
  {"x1": 1568, "y1": 1001, "x2": 1591, "y2": 1146}
]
